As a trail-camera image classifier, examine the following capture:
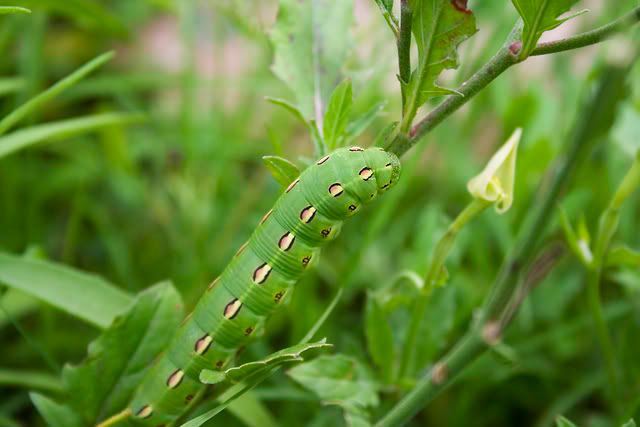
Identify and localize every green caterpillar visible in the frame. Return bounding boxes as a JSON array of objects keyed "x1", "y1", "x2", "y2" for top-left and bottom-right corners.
[{"x1": 127, "y1": 146, "x2": 401, "y2": 425}]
